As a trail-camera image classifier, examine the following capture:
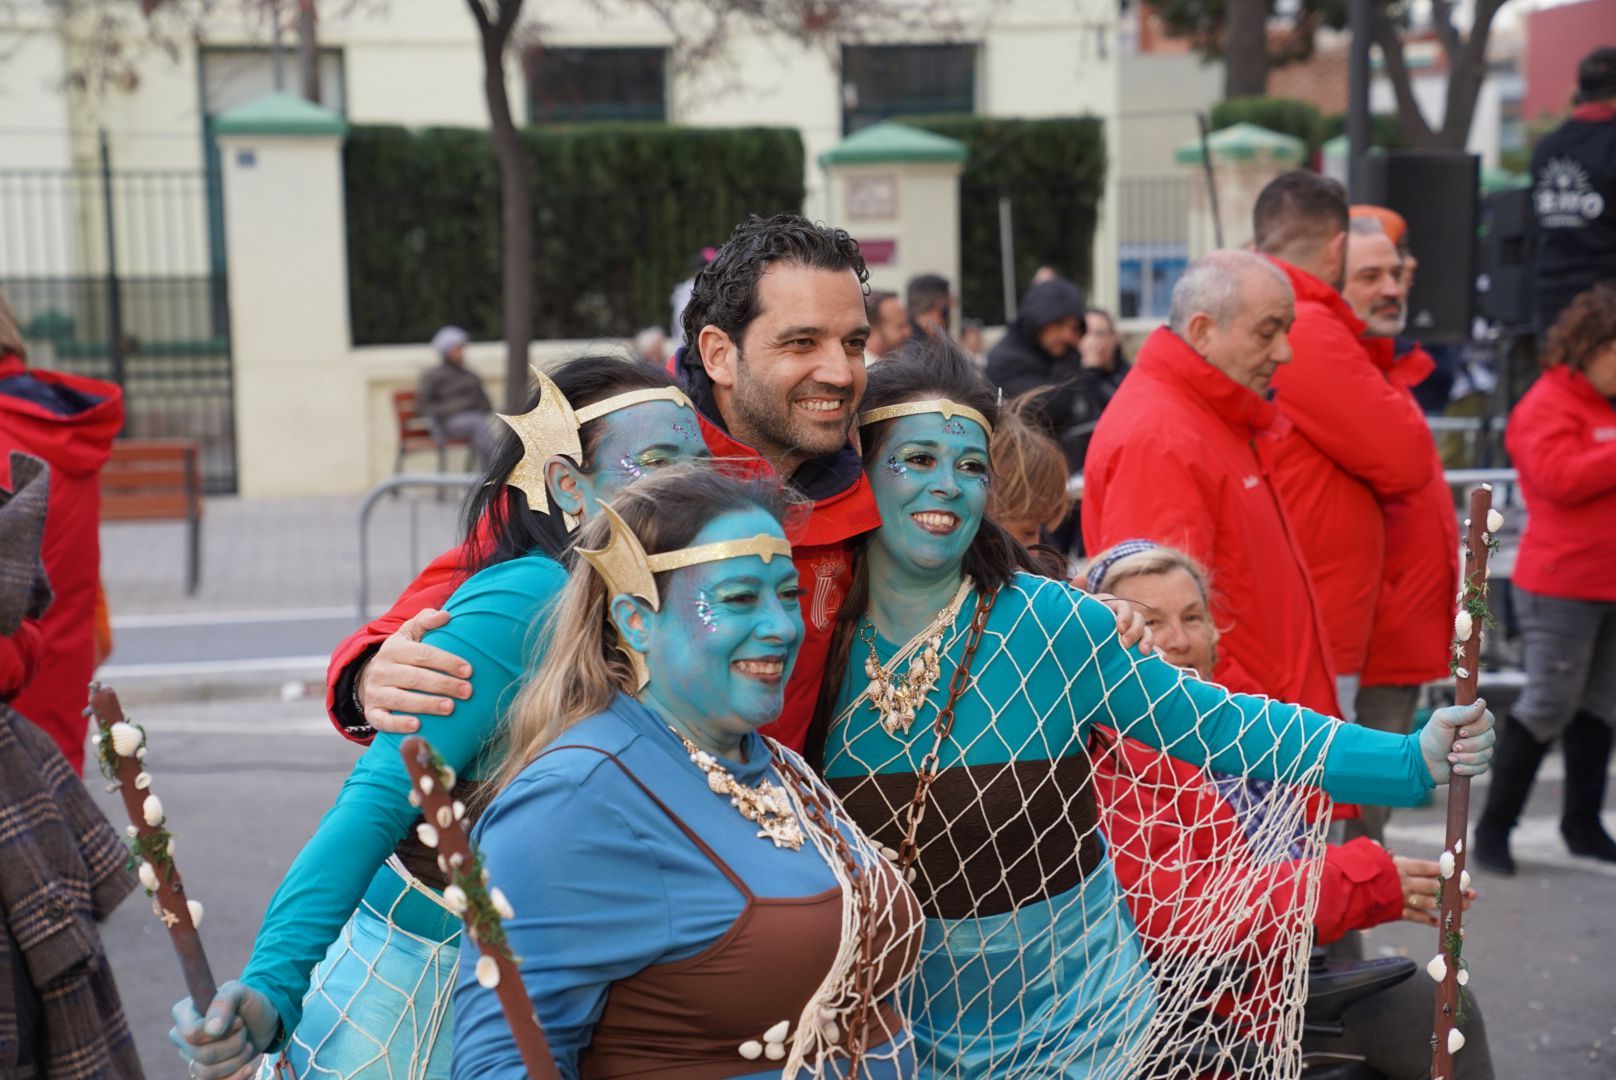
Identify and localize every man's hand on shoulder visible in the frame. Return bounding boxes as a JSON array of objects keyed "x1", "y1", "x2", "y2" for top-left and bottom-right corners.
[{"x1": 356, "y1": 608, "x2": 474, "y2": 735}]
